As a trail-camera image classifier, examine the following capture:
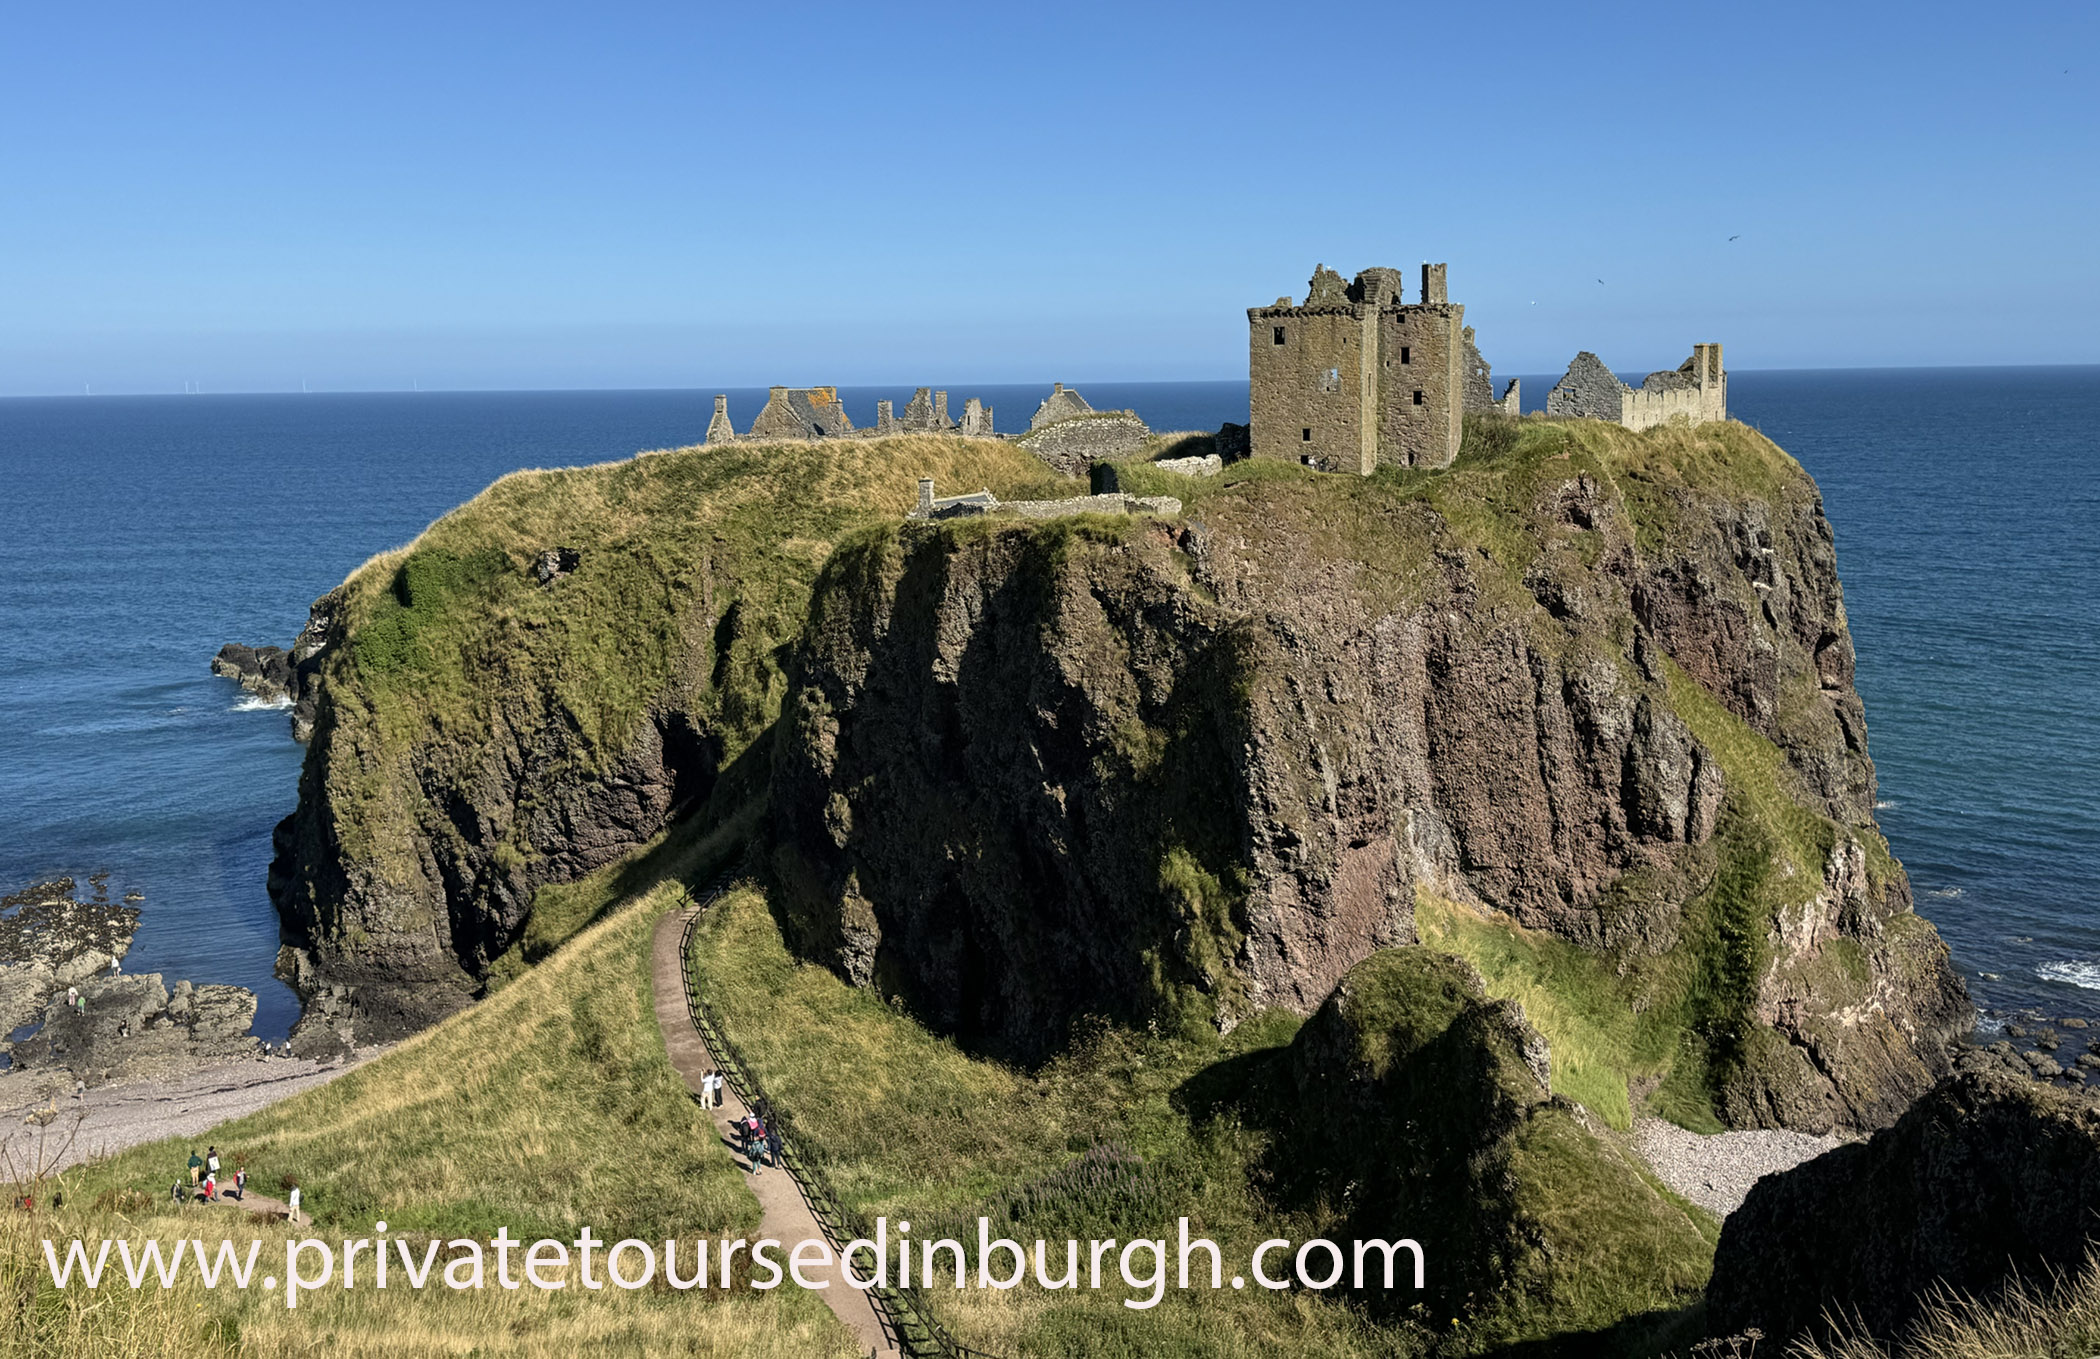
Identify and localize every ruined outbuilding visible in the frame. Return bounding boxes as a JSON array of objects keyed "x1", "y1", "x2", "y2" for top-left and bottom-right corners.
[
  {"x1": 747, "y1": 386, "x2": 855, "y2": 440},
  {"x1": 1248, "y1": 263, "x2": 1469, "y2": 474},
  {"x1": 1546, "y1": 345, "x2": 1726, "y2": 430},
  {"x1": 1030, "y1": 383, "x2": 1093, "y2": 430}
]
